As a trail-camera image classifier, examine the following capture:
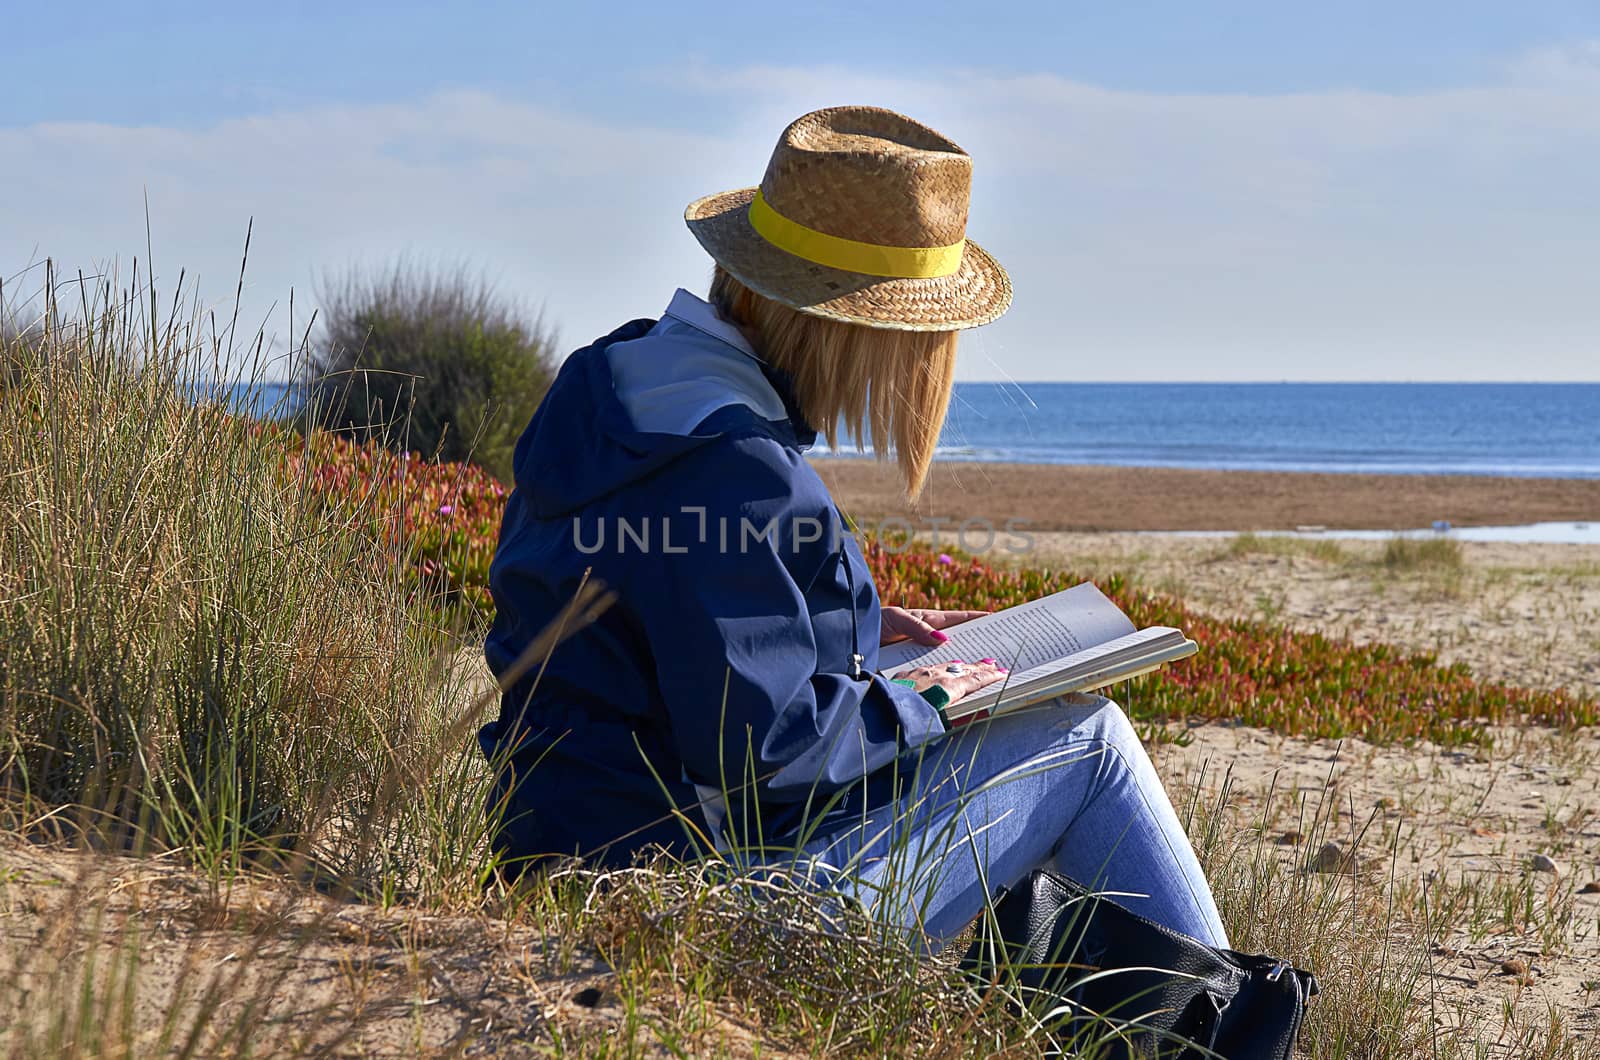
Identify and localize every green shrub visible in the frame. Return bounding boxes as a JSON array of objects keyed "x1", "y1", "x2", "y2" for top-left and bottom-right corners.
[{"x1": 303, "y1": 262, "x2": 557, "y2": 482}]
